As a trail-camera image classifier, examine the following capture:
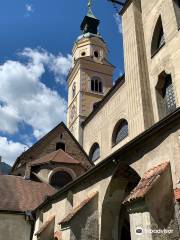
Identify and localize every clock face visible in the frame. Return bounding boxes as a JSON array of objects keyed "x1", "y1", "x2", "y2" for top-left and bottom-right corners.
[{"x1": 70, "y1": 105, "x2": 76, "y2": 122}]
